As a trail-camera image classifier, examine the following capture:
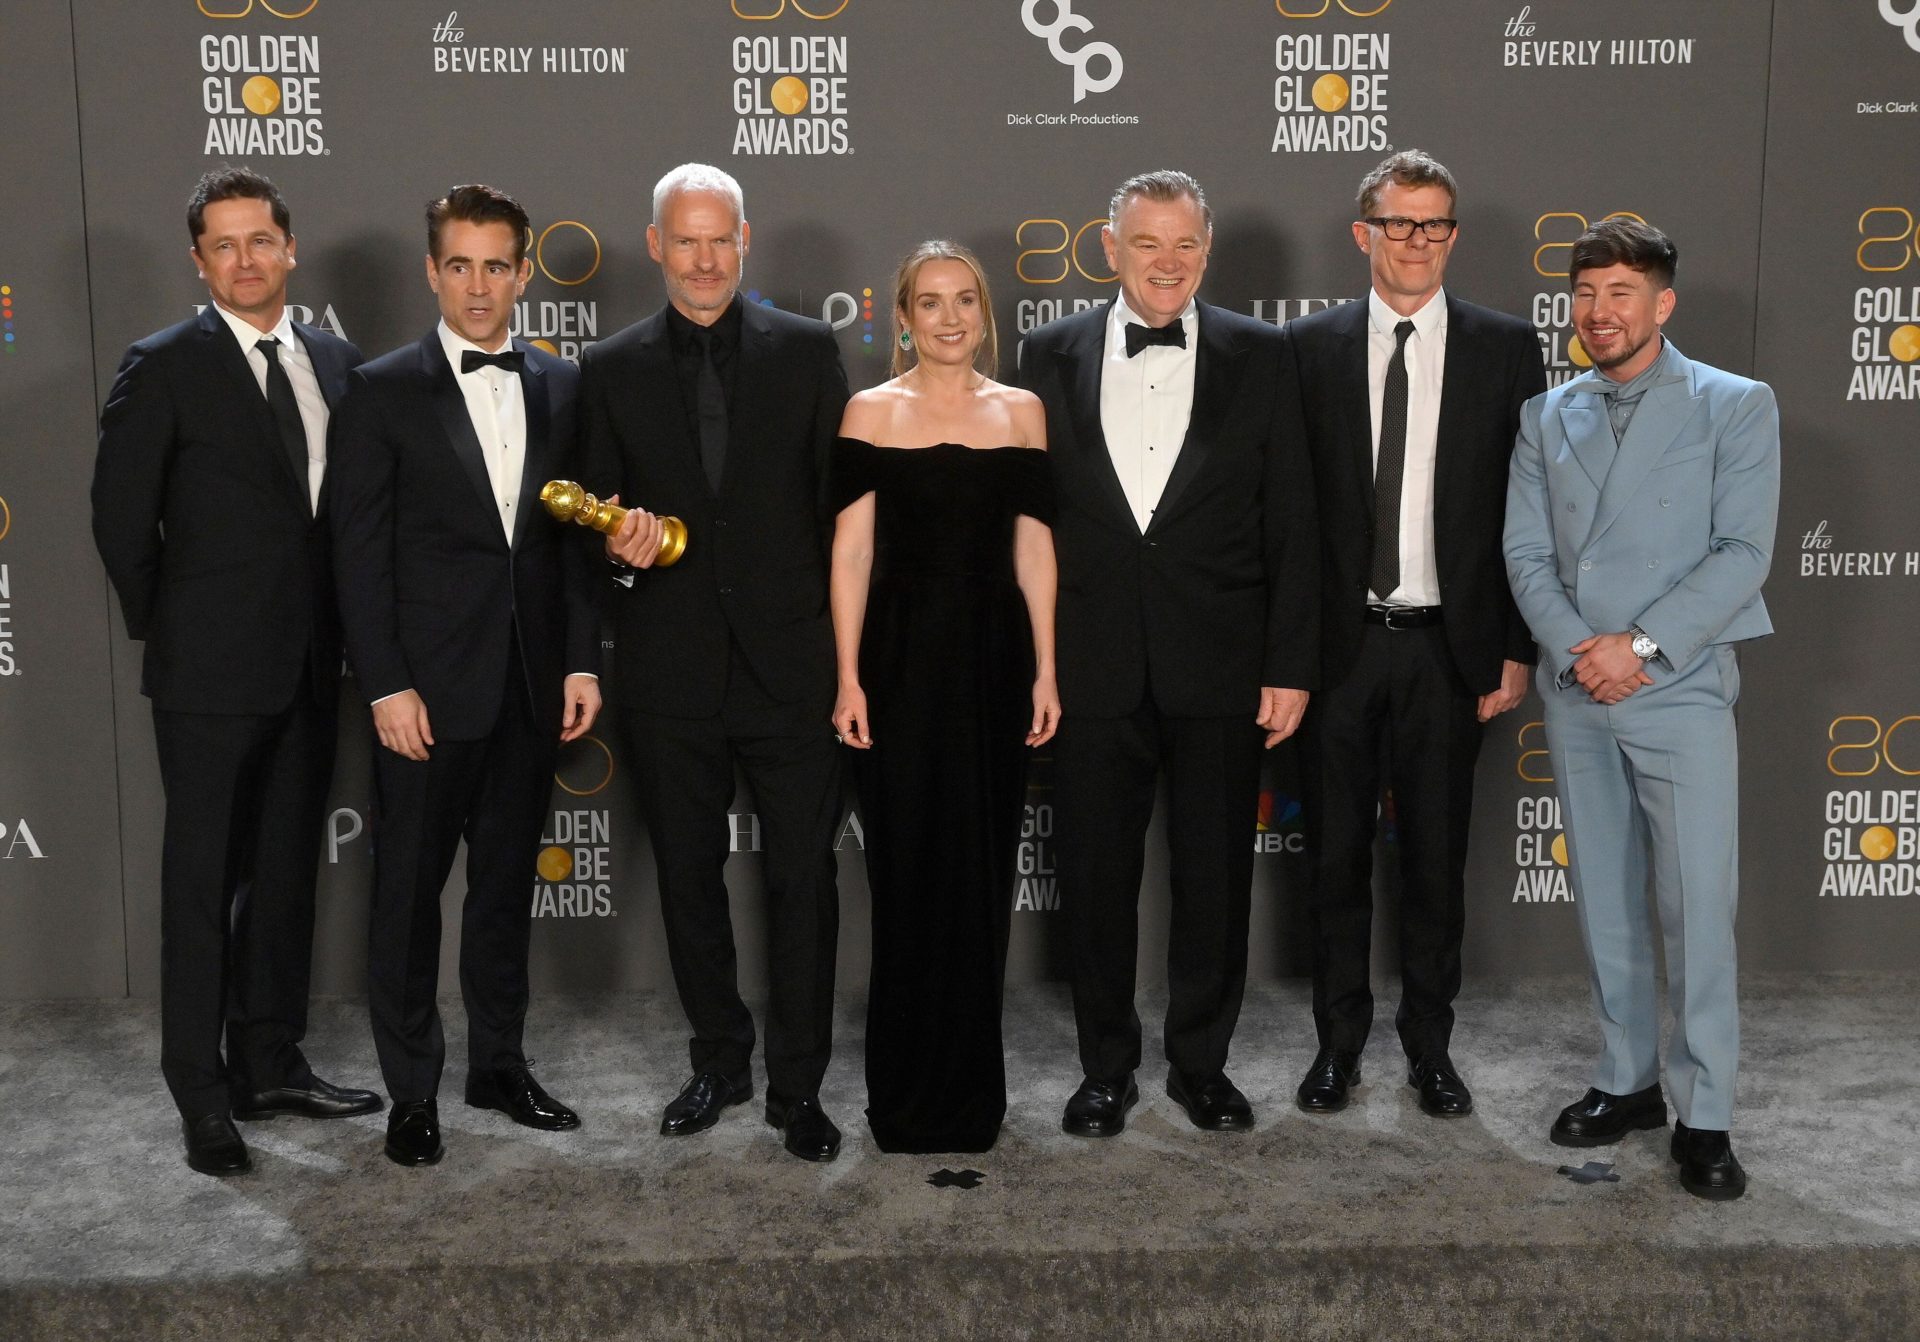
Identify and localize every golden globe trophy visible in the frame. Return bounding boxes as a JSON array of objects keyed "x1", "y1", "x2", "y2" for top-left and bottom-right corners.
[{"x1": 539, "y1": 480, "x2": 688, "y2": 567}]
